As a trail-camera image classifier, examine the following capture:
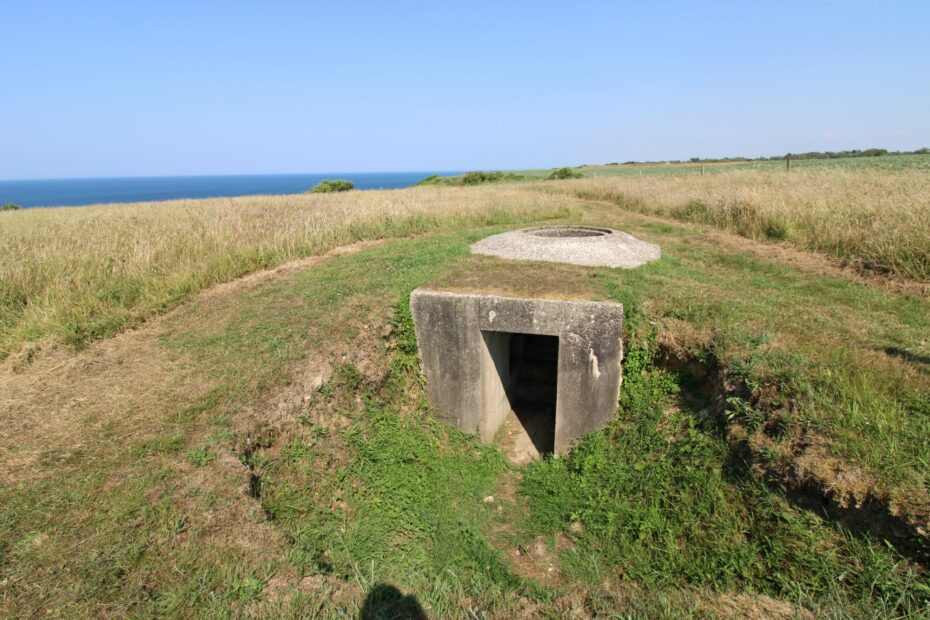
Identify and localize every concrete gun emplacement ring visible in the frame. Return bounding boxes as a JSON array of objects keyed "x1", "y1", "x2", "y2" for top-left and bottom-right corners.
[{"x1": 470, "y1": 225, "x2": 661, "y2": 268}]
